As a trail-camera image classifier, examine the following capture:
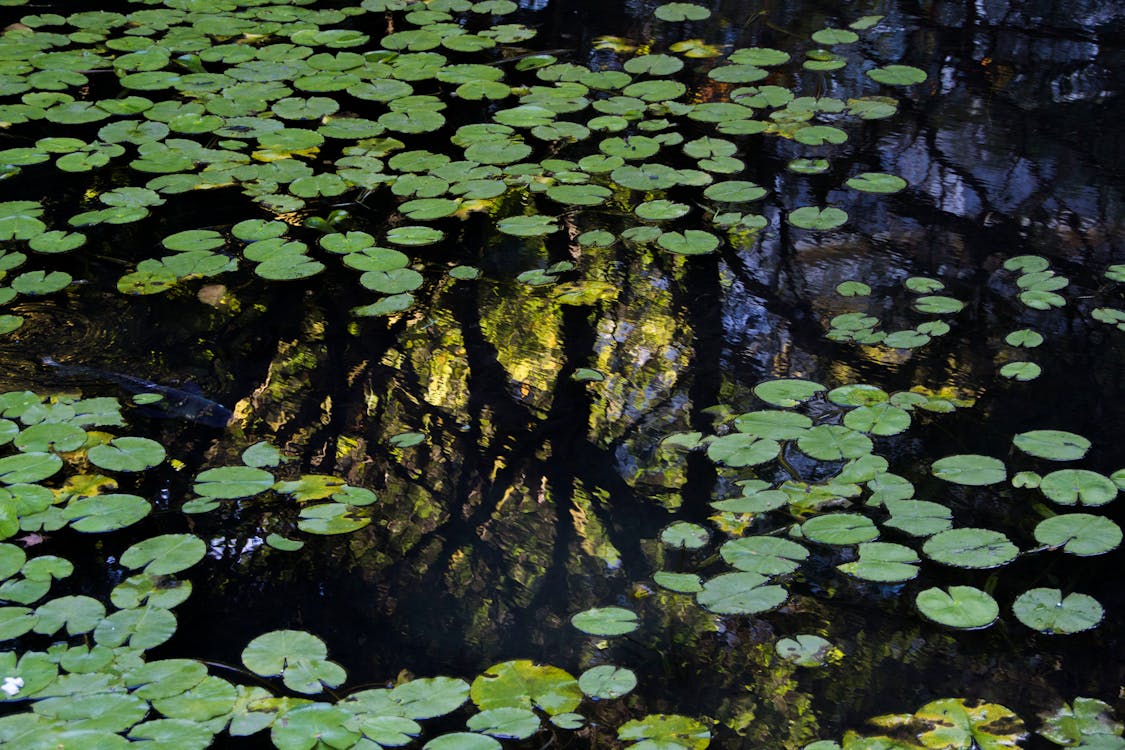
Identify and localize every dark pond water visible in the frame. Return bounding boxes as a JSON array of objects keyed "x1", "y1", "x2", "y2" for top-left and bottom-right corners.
[{"x1": 0, "y1": 0, "x2": 1122, "y2": 747}]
